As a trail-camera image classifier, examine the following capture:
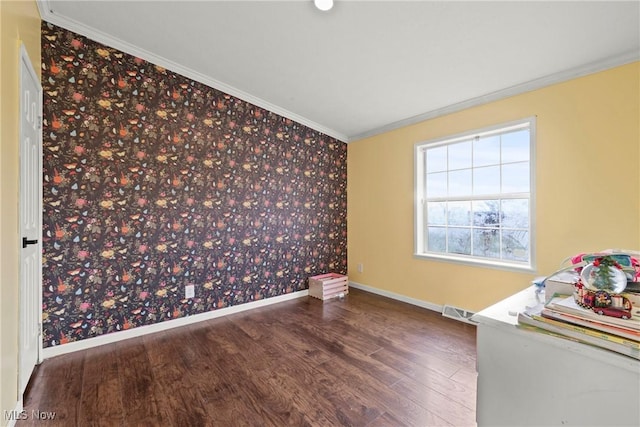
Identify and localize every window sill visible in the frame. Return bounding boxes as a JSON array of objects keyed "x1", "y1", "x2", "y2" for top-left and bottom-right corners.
[{"x1": 413, "y1": 252, "x2": 536, "y2": 274}]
